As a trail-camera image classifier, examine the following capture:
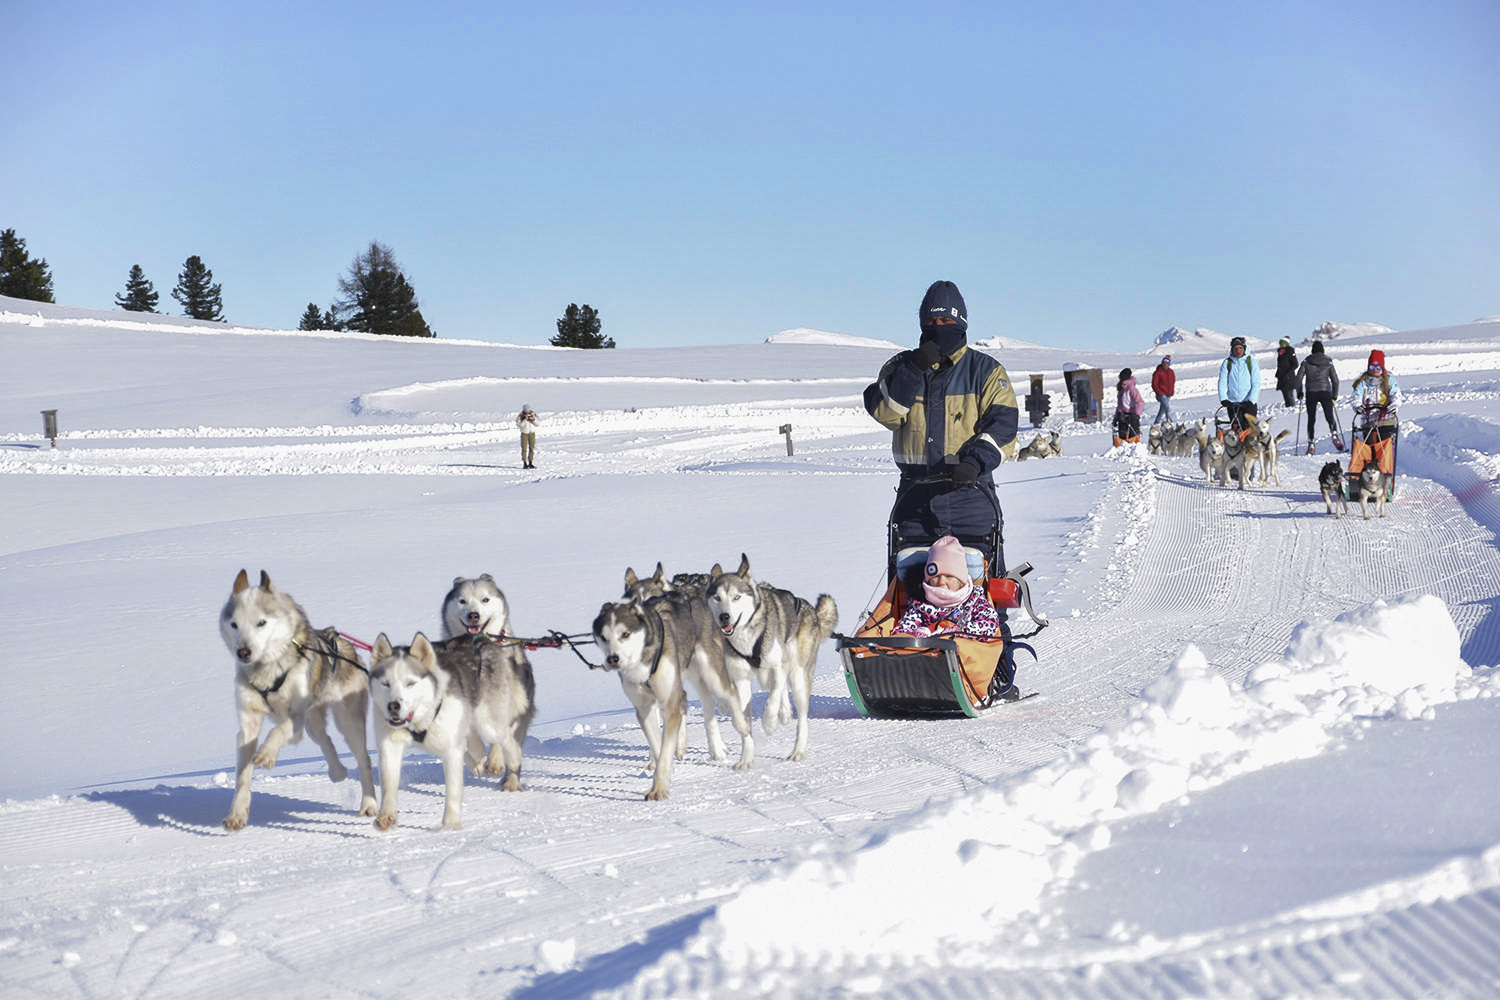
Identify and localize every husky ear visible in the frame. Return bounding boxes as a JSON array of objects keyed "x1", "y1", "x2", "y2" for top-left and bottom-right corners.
[
  {"x1": 480, "y1": 573, "x2": 495, "y2": 583},
  {"x1": 652, "y1": 562, "x2": 664, "y2": 582},
  {"x1": 453, "y1": 576, "x2": 466, "y2": 587},
  {"x1": 737, "y1": 553, "x2": 751, "y2": 577},
  {"x1": 623, "y1": 567, "x2": 639, "y2": 588},
  {"x1": 410, "y1": 632, "x2": 435, "y2": 664},
  {"x1": 232, "y1": 569, "x2": 250, "y2": 594},
  {"x1": 709, "y1": 563, "x2": 723, "y2": 580},
  {"x1": 372, "y1": 633, "x2": 393, "y2": 661},
  {"x1": 258, "y1": 570, "x2": 273, "y2": 591}
]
